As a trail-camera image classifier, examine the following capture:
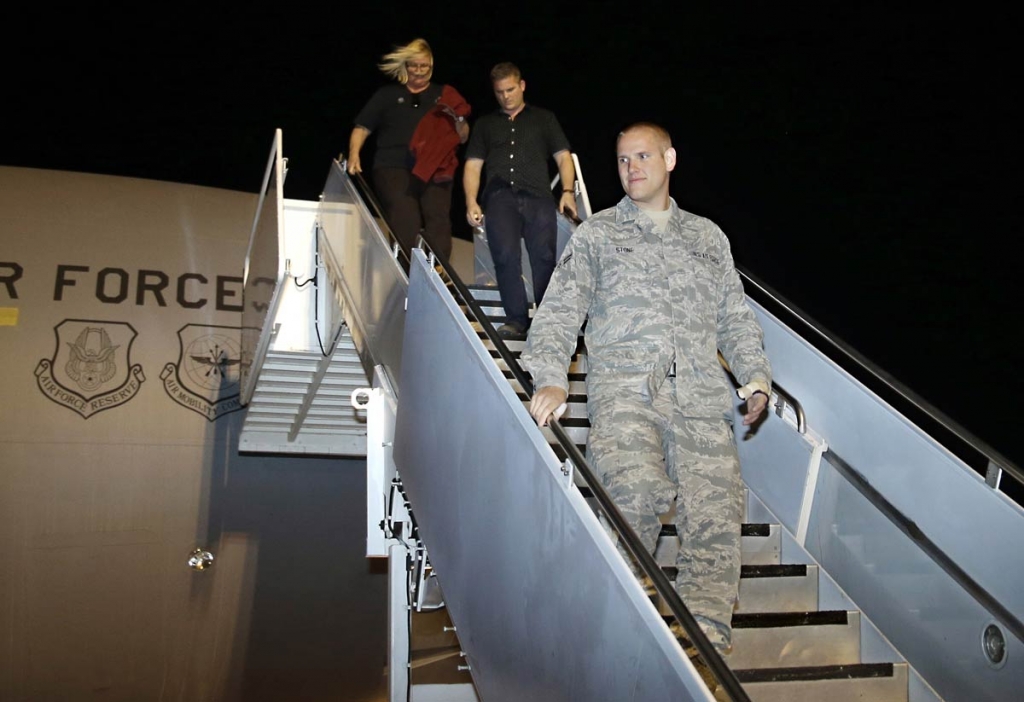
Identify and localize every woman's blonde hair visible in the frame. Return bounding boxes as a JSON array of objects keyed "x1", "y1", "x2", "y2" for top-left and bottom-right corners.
[{"x1": 378, "y1": 38, "x2": 434, "y2": 85}]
